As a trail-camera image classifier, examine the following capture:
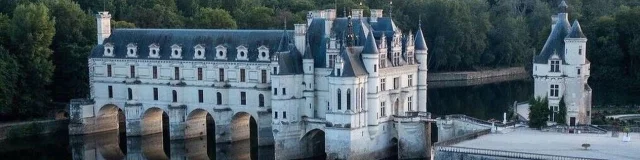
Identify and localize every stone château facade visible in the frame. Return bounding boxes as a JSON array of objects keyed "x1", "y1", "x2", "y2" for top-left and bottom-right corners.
[{"x1": 69, "y1": 9, "x2": 432, "y2": 160}]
